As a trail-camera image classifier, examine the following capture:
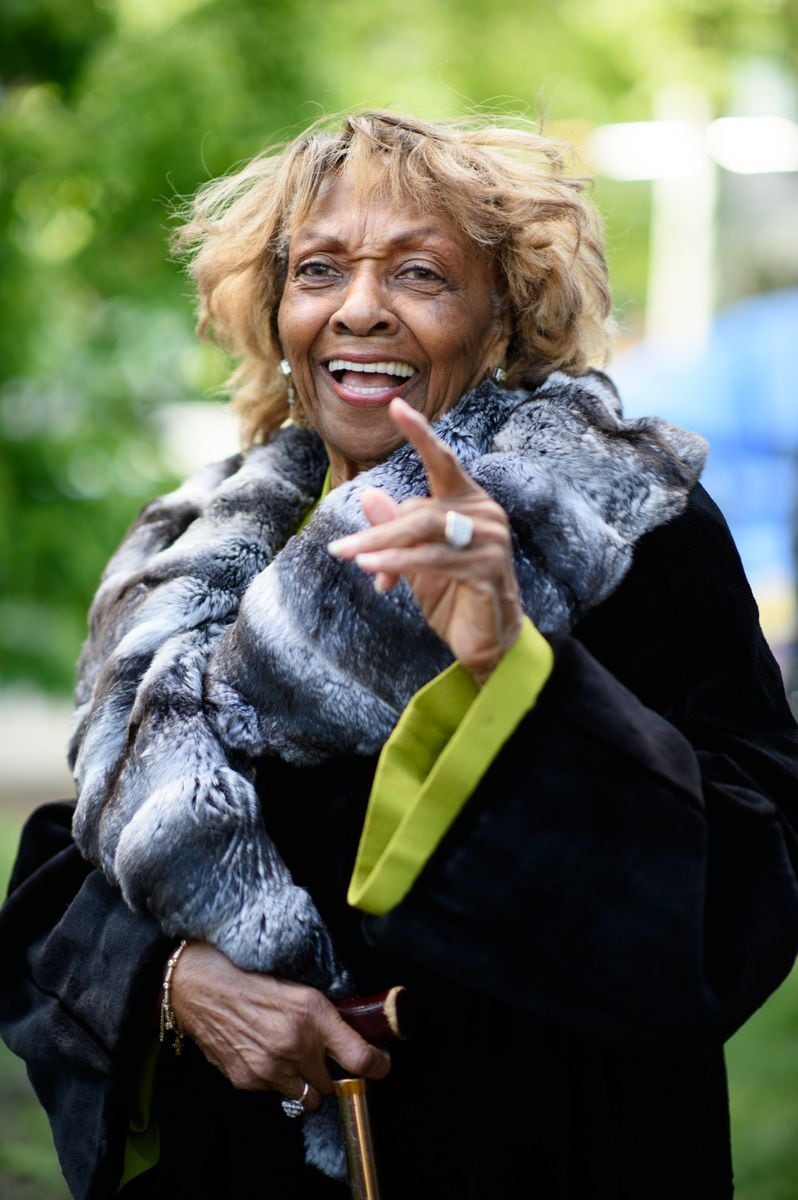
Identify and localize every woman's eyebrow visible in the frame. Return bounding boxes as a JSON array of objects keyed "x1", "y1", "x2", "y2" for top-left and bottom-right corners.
[{"x1": 290, "y1": 227, "x2": 453, "y2": 253}]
